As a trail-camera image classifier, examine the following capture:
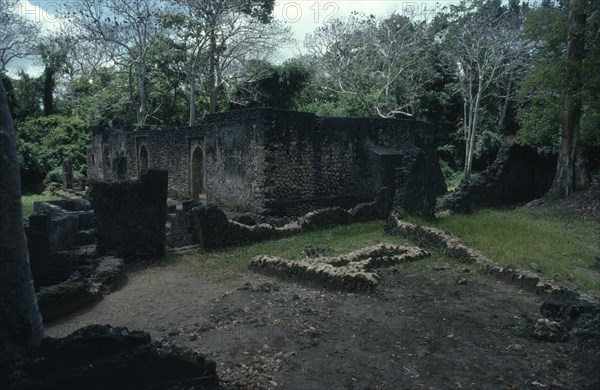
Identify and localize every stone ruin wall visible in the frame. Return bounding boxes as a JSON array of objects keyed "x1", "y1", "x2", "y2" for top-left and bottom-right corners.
[
  {"x1": 87, "y1": 108, "x2": 446, "y2": 217},
  {"x1": 89, "y1": 170, "x2": 168, "y2": 260},
  {"x1": 87, "y1": 127, "x2": 129, "y2": 182},
  {"x1": 200, "y1": 109, "x2": 270, "y2": 213},
  {"x1": 123, "y1": 126, "x2": 204, "y2": 199},
  {"x1": 260, "y1": 111, "x2": 370, "y2": 216},
  {"x1": 441, "y1": 143, "x2": 556, "y2": 213},
  {"x1": 260, "y1": 112, "x2": 444, "y2": 216}
]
